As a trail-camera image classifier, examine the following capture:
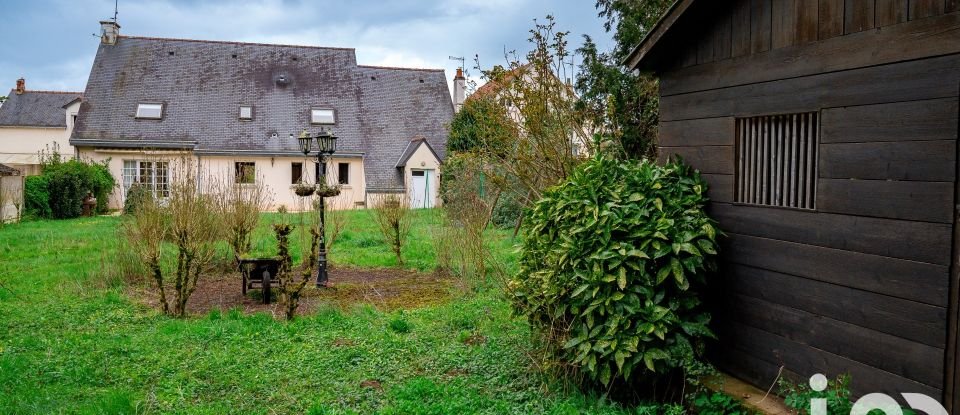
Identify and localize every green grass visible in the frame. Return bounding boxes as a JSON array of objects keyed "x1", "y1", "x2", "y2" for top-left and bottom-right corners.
[{"x1": 0, "y1": 210, "x2": 629, "y2": 414}]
